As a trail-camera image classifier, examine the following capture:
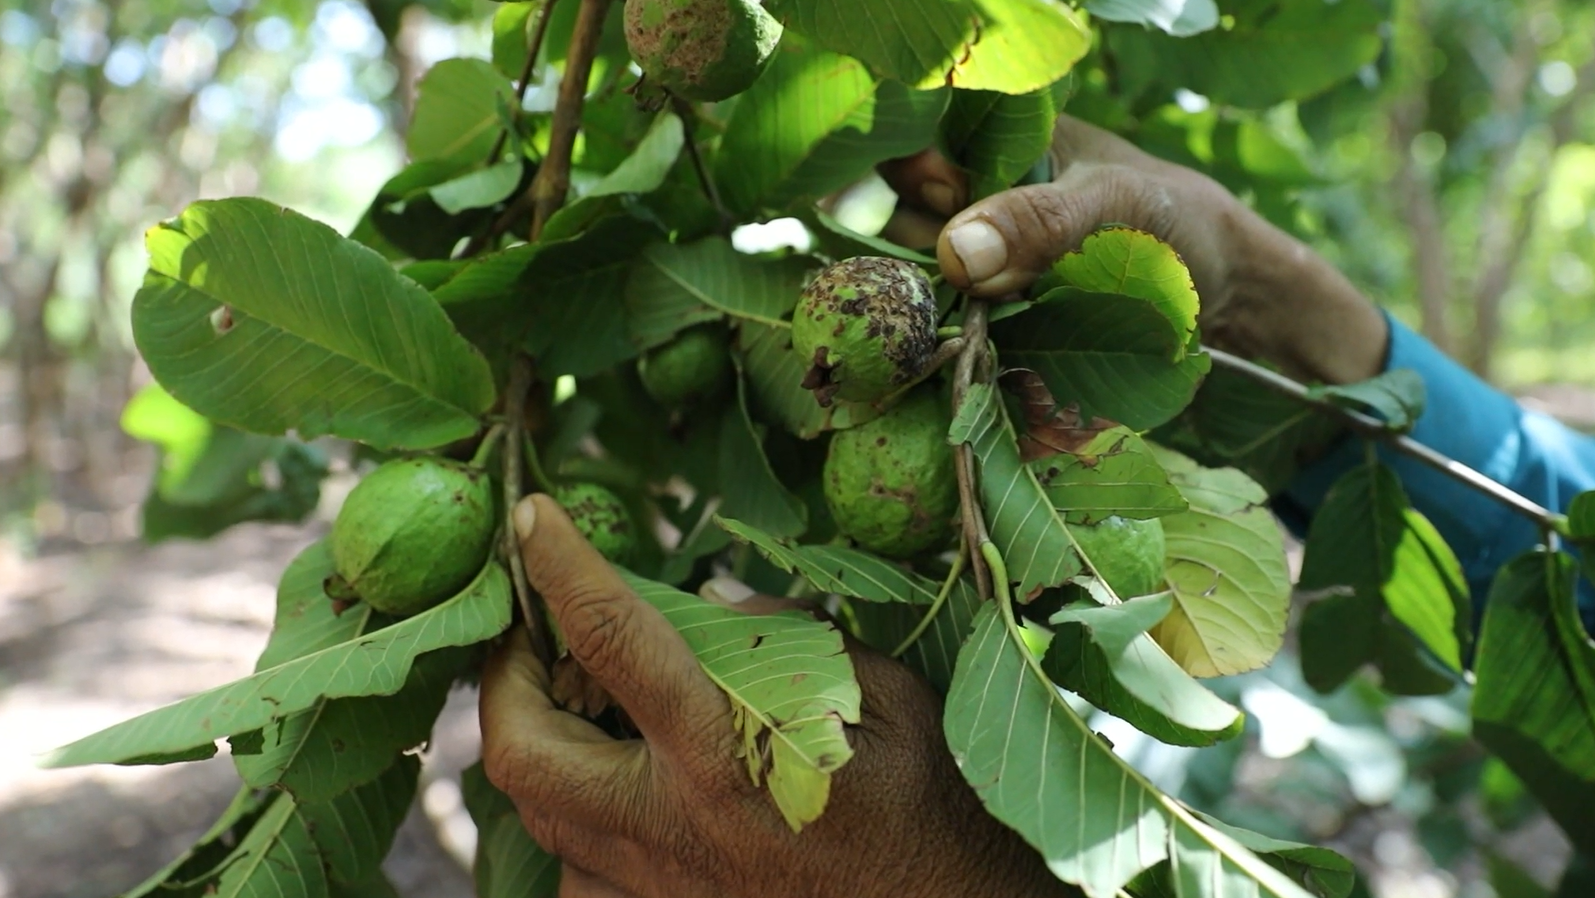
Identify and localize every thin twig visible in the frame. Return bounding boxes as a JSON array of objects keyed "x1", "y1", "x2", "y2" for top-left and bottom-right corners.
[
  {"x1": 670, "y1": 96, "x2": 730, "y2": 226},
  {"x1": 484, "y1": 0, "x2": 563, "y2": 166},
  {"x1": 952, "y1": 301, "x2": 994, "y2": 599},
  {"x1": 1203, "y1": 345, "x2": 1568, "y2": 535},
  {"x1": 891, "y1": 543, "x2": 967, "y2": 658},
  {"x1": 529, "y1": 0, "x2": 612, "y2": 240},
  {"x1": 505, "y1": 356, "x2": 558, "y2": 667}
]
